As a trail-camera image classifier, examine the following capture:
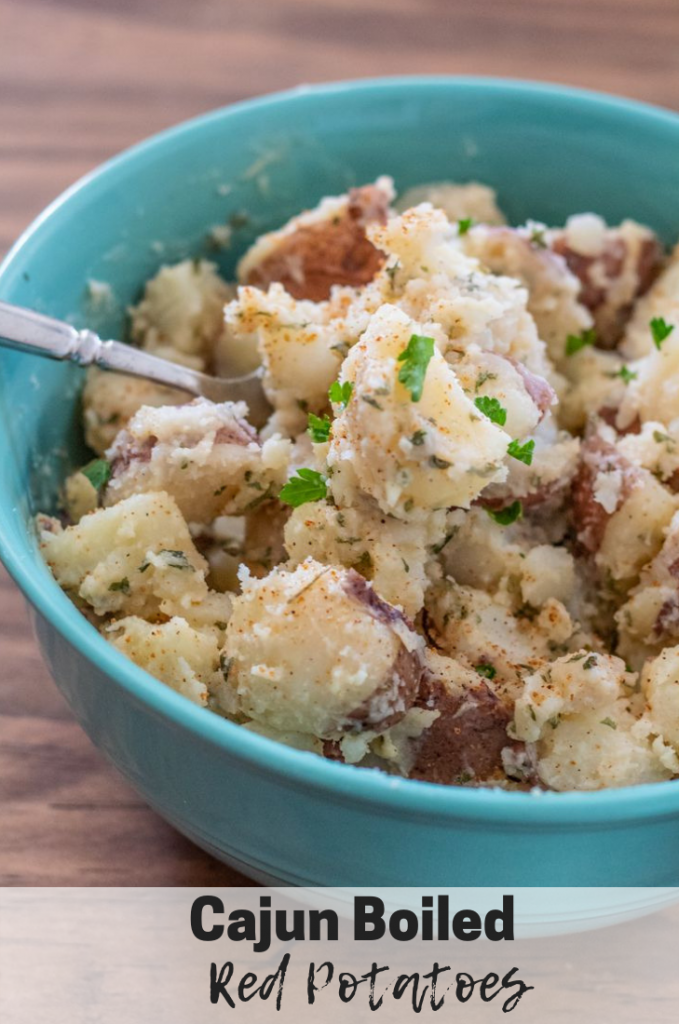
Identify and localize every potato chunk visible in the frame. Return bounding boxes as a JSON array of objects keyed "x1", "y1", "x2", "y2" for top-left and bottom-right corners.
[
  {"x1": 220, "y1": 558, "x2": 424, "y2": 737},
  {"x1": 38, "y1": 491, "x2": 222, "y2": 622},
  {"x1": 129, "y1": 258, "x2": 232, "y2": 363},
  {"x1": 327, "y1": 304, "x2": 510, "y2": 518},
  {"x1": 283, "y1": 498, "x2": 447, "y2": 618},
  {"x1": 238, "y1": 181, "x2": 392, "y2": 301},
  {"x1": 106, "y1": 616, "x2": 223, "y2": 706},
  {"x1": 104, "y1": 399, "x2": 290, "y2": 522},
  {"x1": 551, "y1": 215, "x2": 662, "y2": 349},
  {"x1": 642, "y1": 645, "x2": 679, "y2": 753},
  {"x1": 512, "y1": 651, "x2": 674, "y2": 791},
  {"x1": 407, "y1": 651, "x2": 518, "y2": 786},
  {"x1": 396, "y1": 182, "x2": 505, "y2": 225}
]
